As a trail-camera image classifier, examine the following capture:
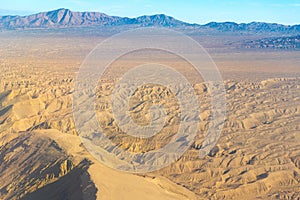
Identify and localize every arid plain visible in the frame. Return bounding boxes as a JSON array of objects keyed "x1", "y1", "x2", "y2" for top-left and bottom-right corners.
[{"x1": 0, "y1": 29, "x2": 300, "y2": 200}]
